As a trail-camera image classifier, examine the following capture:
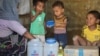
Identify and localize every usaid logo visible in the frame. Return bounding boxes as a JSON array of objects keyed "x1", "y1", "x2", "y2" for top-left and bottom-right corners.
[
  {"x1": 31, "y1": 50, "x2": 39, "y2": 56},
  {"x1": 48, "y1": 51, "x2": 55, "y2": 56}
]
